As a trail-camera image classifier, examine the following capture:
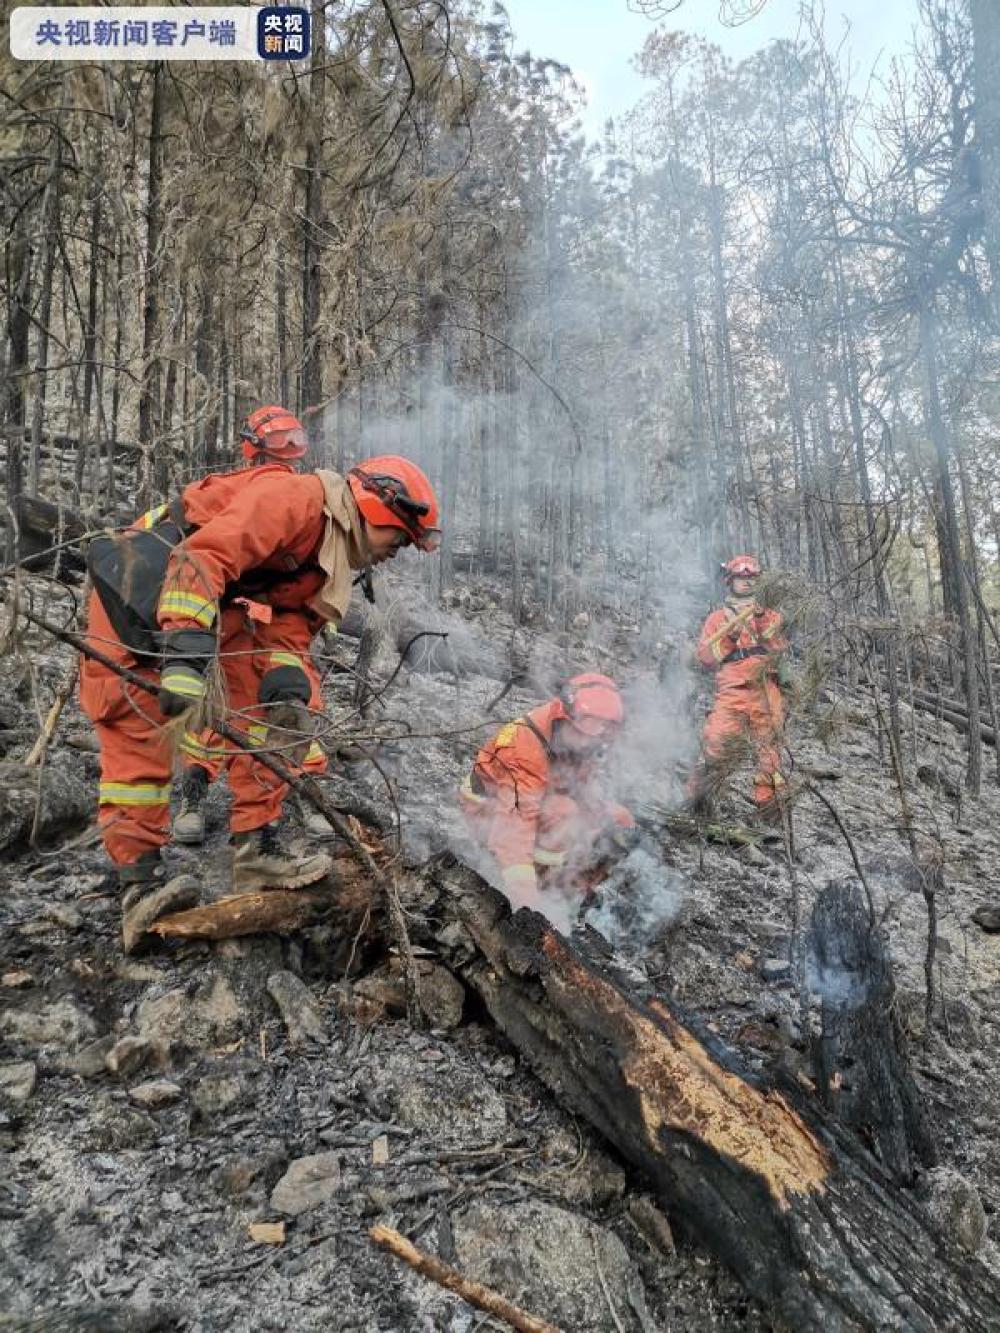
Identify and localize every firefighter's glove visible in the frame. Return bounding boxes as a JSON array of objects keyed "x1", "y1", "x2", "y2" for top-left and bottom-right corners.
[
  {"x1": 158, "y1": 629, "x2": 213, "y2": 718},
  {"x1": 610, "y1": 823, "x2": 640, "y2": 854},
  {"x1": 501, "y1": 863, "x2": 540, "y2": 913},
  {"x1": 268, "y1": 698, "x2": 318, "y2": 767}
]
